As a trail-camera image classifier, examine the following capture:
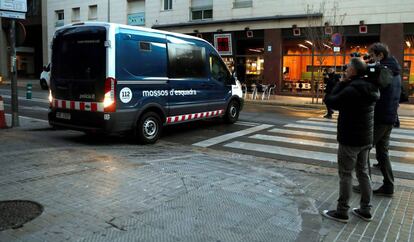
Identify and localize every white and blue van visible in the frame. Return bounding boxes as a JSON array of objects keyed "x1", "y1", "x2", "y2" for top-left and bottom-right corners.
[{"x1": 48, "y1": 22, "x2": 243, "y2": 143}]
